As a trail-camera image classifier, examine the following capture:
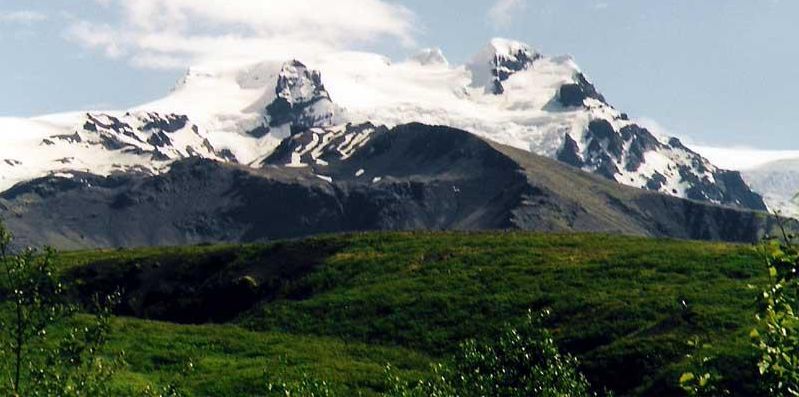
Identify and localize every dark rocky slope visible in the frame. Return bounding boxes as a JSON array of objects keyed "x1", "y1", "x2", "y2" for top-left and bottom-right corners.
[{"x1": 0, "y1": 123, "x2": 785, "y2": 249}]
